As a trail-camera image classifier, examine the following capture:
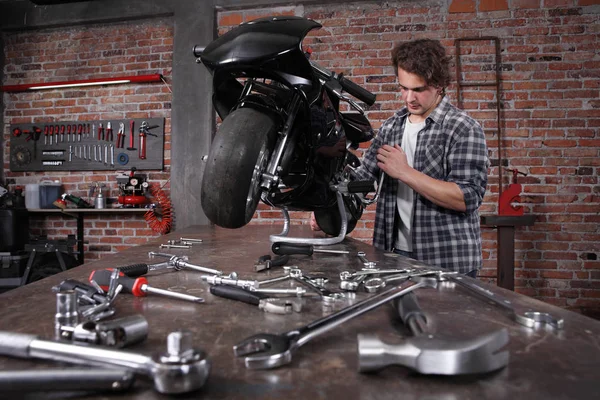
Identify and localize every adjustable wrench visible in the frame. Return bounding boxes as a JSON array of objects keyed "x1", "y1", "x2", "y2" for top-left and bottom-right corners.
[{"x1": 234, "y1": 279, "x2": 432, "y2": 369}]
